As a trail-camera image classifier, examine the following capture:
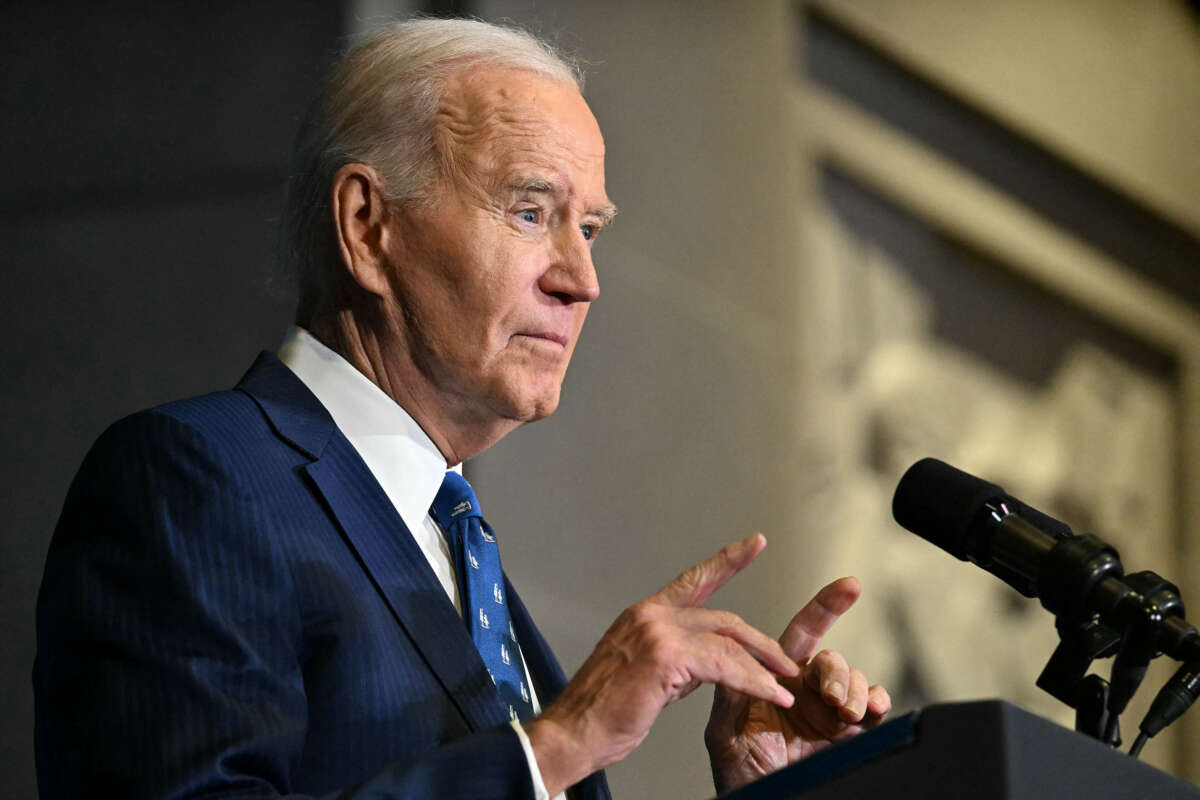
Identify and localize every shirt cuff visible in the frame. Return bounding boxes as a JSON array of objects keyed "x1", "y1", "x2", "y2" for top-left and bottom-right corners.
[{"x1": 510, "y1": 719, "x2": 551, "y2": 800}]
